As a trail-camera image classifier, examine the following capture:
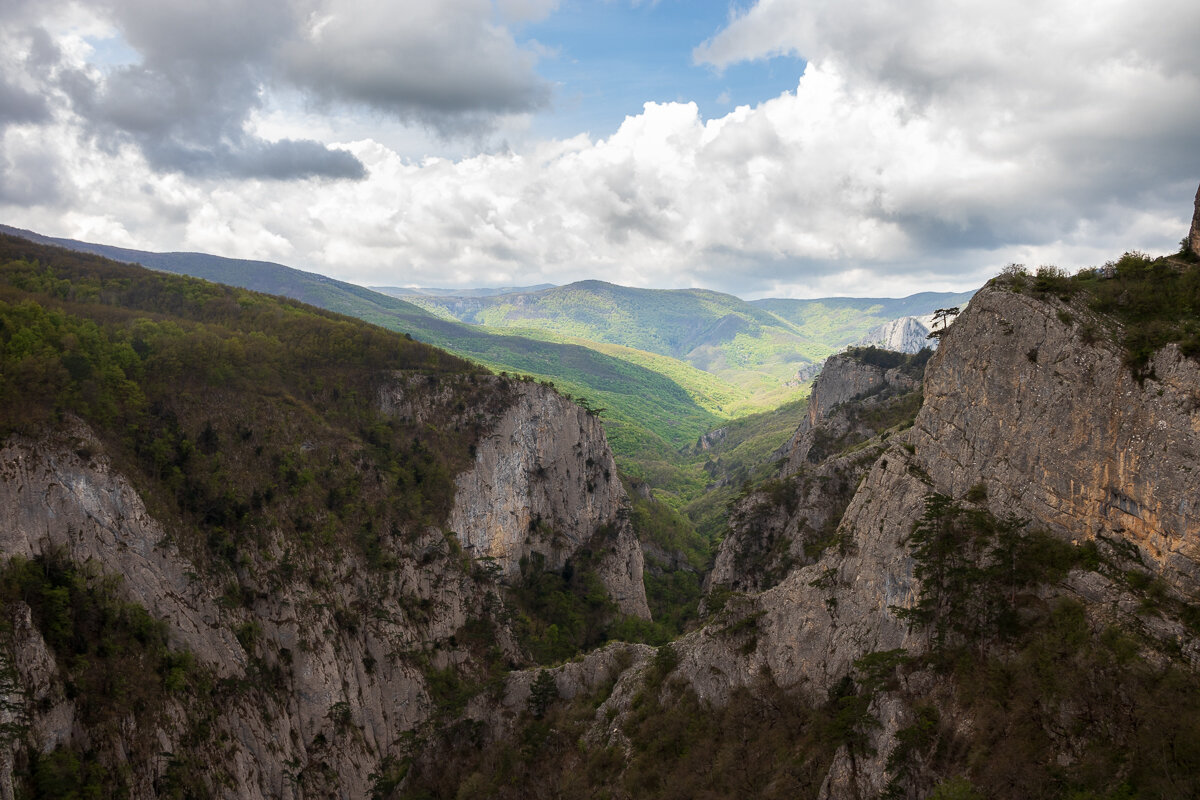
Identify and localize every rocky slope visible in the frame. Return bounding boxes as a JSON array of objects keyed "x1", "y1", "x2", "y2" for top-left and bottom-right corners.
[
  {"x1": 444, "y1": 380, "x2": 649, "y2": 618},
  {"x1": 0, "y1": 372, "x2": 647, "y2": 798},
  {"x1": 776, "y1": 348, "x2": 925, "y2": 474},
  {"x1": 0, "y1": 239, "x2": 651, "y2": 799},
  {"x1": 914, "y1": 283, "x2": 1200, "y2": 597},
  {"x1": 412, "y1": 259, "x2": 1200, "y2": 799},
  {"x1": 671, "y1": 278, "x2": 1200, "y2": 796},
  {"x1": 708, "y1": 349, "x2": 925, "y2": 596}
]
